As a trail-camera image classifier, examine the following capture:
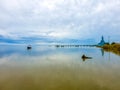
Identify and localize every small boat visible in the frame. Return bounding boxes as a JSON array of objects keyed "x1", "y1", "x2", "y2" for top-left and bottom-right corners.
[
  {"x1": 82, "y1": 54, "x2": 92, "y2": 59},
  {"x1": 27, "y1": 45, "x2": 32, "y2": 50},
  {"x1": 81, "y1": 54, "x2": 92, "y2": 61}
]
